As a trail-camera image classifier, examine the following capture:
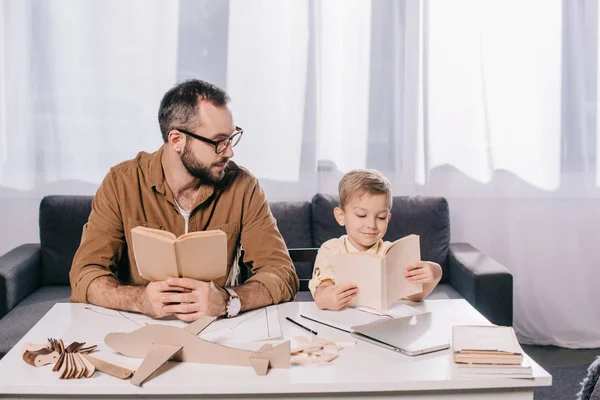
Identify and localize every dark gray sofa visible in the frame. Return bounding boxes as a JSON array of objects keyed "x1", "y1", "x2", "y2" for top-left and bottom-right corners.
[{"x1": 0, "y1": 194, "x2": 513, "y2": 358}]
